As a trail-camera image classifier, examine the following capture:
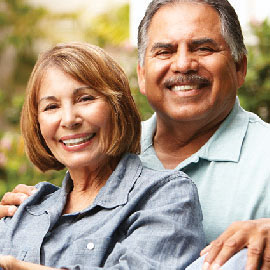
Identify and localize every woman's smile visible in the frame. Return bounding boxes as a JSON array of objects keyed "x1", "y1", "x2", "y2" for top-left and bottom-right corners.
[{"x1": 60, "y1": 133, "x2": 96, "y2": 150}]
